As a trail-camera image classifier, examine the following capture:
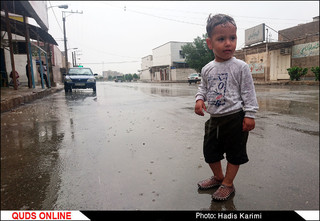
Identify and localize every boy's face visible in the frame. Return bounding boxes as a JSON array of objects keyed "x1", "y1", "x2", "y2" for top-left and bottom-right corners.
[{"x1": 206, "y1": 22, "x2": 237, "y2": 62}]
